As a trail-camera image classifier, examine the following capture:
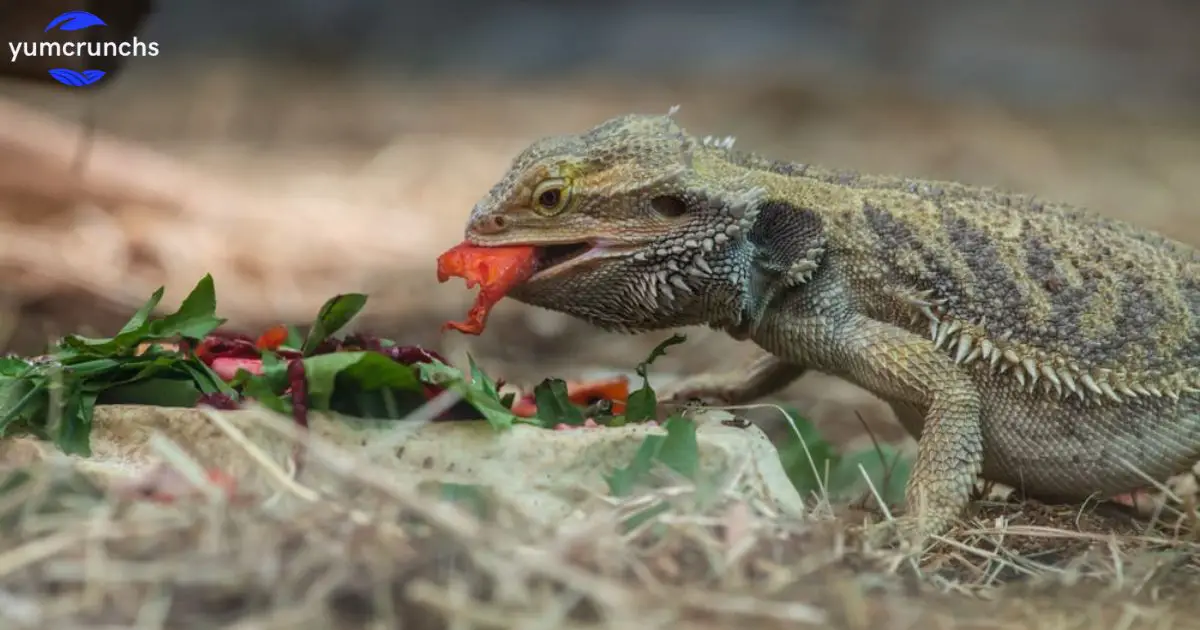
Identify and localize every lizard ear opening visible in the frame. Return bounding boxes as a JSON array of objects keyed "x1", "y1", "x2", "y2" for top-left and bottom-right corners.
[
  {"x1": 650, "y1": 195, "x2": 689, "y2": 218},
  {"x1": 747, "y1": 201, "x2": 828, "y2": 284}
]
